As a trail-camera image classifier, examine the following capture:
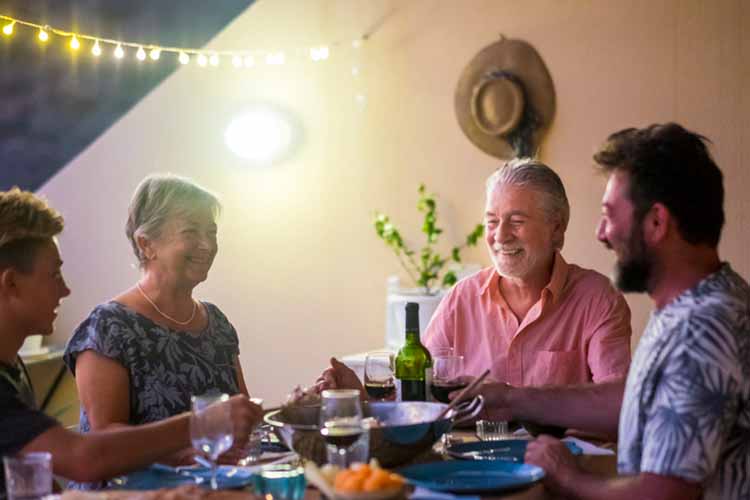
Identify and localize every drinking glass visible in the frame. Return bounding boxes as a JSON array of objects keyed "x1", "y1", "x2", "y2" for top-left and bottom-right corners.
[
  {"x1": 253, "y1": 462, "x2": 306, "y2": 500},
  {"x1": 430, "y1": 354, "x2": 467, "y2": 403},
  {"x1": 364, "y1": 351, "x2": 396, "y2": 401},
  {"x1": 190, "y1": 393, "x2": 234, "y2": 490},
  {"x1": 319, "y1": 389, "x2": 365, "y2": 467},
  {"x1": 3, "y1": 452, "x2": 52, "y2": 500}
]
